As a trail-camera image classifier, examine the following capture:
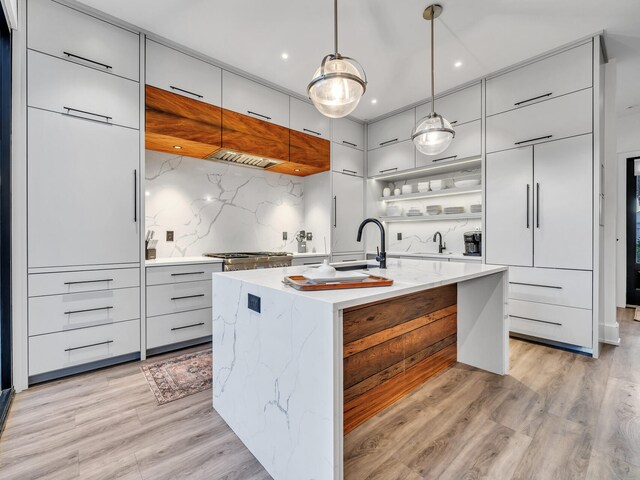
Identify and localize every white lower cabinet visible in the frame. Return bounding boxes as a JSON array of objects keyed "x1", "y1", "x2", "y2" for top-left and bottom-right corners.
[
  {"x1": 28, "y1": 267, "x2": 139, "y2": 297},
  {"x1": 291, "y1": 256, "x2": 329, "y2": 267},
  {"x1": 146, "y1": 281, "x2": 212, "y2": 317},
  {"x1": 29, "y1": 319, "x2": 140, "y2": 377},
  {"x1": 332, "y1": 253, "x2": 366, "y2": 263},
  {"x1": 508, "y1": 267, "x2": 592, "y2": 309},
  {"x1": 509, "y1": 300, "x2": 592, "y2": 348},
  {"x1": 332, "y1": 172, "x2": 364, "y2": 254},
  {"x1": 147, "y1": 309, "x2": 212, "y2": 350}
]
